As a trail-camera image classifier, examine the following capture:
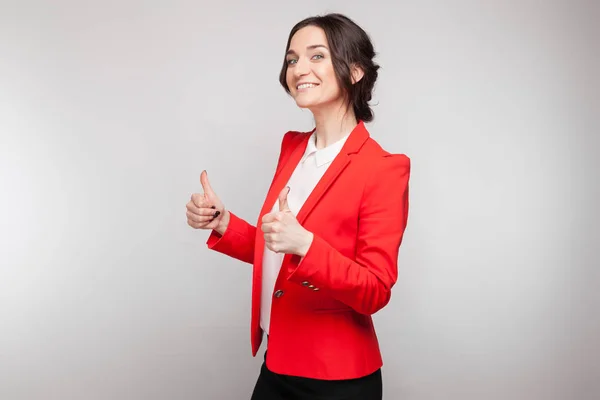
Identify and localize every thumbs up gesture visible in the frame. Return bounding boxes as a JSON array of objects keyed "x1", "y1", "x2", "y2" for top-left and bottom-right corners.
[
  {"x1": 261, "y1": 186, "x2": 313, "y2": 256},
  {"x1": 186, "y1": 170, "x2": 230, "y2": 234}
]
